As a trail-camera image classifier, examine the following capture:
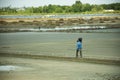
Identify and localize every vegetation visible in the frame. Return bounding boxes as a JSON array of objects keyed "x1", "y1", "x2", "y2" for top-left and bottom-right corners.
[{"x1": 0, "y1": 0, "x2": 120, "y2": 15}]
